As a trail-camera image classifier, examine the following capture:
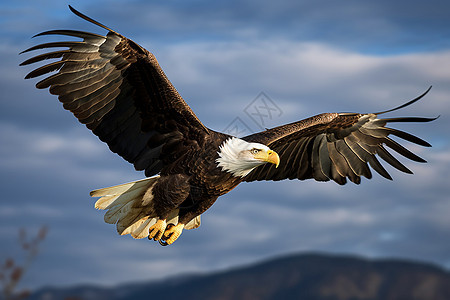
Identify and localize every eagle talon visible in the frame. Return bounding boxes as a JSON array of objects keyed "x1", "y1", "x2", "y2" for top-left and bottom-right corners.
[
  {"x1": 160, "y1": 223, "x2": 185, "y2": 245},
  {"x1": 157, "y1": 223, "x2": 176, "y2": 246},
  {"x1": 148, "y1": 219, "x2": 167, "y2": 241},
  {"x1": 162, "y1": 224, "x2": 175, "y2": 240}
]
